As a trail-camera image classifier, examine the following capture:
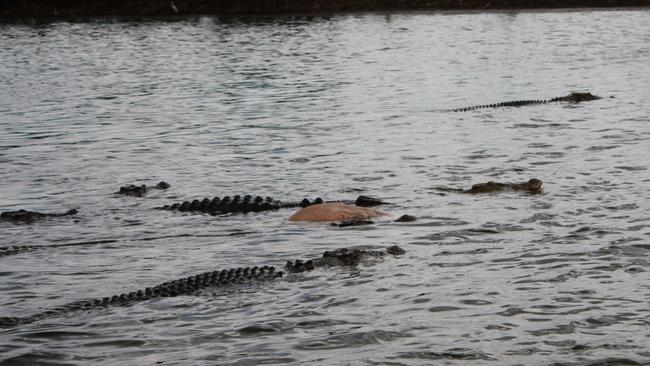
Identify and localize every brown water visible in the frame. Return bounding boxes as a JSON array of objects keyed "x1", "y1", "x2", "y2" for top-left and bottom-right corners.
[{"x1": 1, "y1": 9, "x2": 649, "y2": 365}]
